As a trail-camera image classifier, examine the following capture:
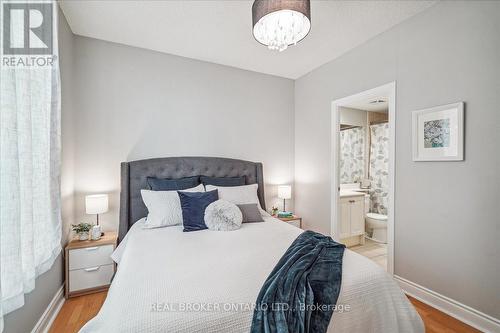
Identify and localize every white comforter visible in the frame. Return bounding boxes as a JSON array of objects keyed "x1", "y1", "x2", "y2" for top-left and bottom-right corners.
[{"x1": 80, "y1": 217, "x2": 423, "y2": 333}]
